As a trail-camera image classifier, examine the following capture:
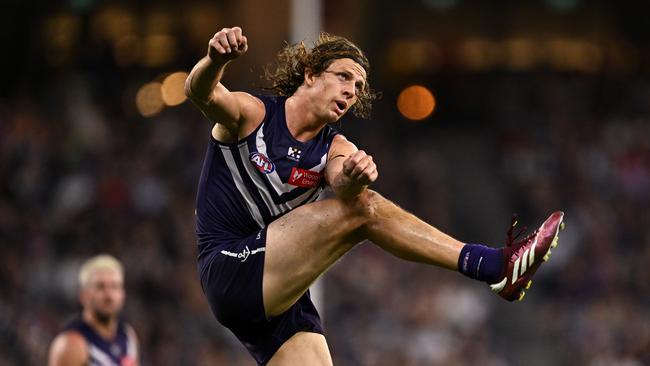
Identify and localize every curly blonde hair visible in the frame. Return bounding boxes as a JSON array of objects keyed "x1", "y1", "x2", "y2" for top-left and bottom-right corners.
[{"x1": 264, "y1": 33, "x2": 377, "y2": 119}]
